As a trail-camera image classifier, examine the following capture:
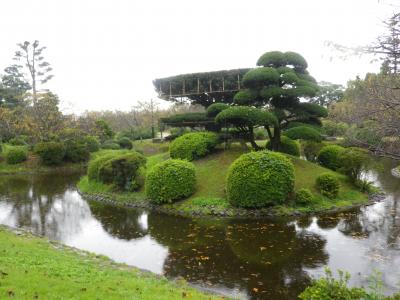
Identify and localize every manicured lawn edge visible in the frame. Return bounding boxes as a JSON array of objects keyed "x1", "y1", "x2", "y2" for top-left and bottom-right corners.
[{"x1": 0, "y1": 225, "x2": 228, "y2": 300}]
